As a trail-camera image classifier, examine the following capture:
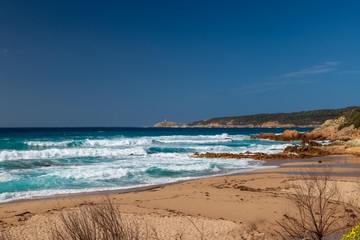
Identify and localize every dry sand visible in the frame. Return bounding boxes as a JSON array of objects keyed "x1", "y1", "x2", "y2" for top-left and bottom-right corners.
[{"x1": 0, "y1": 155, "x2": 359, "y2": 239}]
